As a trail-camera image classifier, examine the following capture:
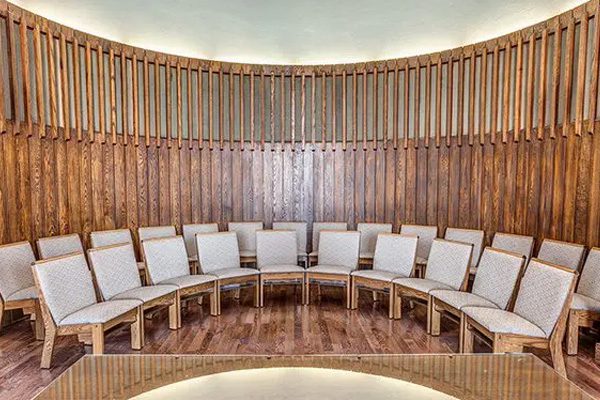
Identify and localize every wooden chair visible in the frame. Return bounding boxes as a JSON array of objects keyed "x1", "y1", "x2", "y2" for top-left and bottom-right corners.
[
  {"x1": 491, "y1": 232, "x2": 535, "y2": 260},
  {"x1": 537, "y1": 238, "x2": 586, "y2": 271},
  {"x1": 462, "y1": 258, "x2": 578, "y2": 377},
  {"x1": 32, "y1": 253, "x2": 143, "y2": 369},
  {"x1": 566, "y1": 247, "x2": 600, "y2": 355},
  {"x1": 392, "y1": 239, "x2": 473, "y2": 334},
  {"x1": 138, "y1": 225, "x2": 177, "y2": 246},
  {"x1": 142, "y1": 236, "x2": 218, "y2": 326},
  {"x1": 357, "y1": 223, "x2": 393, "y2": 266},
  {"x1": 305, "y1": 230, "x2": 361, "y2": 308},
  {"x1": 36, "y1": 233, "x2": 84, "y2": 259},
  {"x1": 0, "y1": 241, "x2": 44, "y2": 340},
  {"x1": 400, "y1": 224, "x2": 438, "y2": 277},
  {"x1": 88, "y1": 243, "x2": 179, "y2": 333},
  {"x1": 195, "y1": 232, "x2": 260, "y2": 314},
  {"x1": 256, "y1": 230, "x2": 306, "y2": 306},
  {"x1": 350, "y1": 233, "x2": 418, "y2": 318},
  {"x1": 182, "y1": 223, "x2": 219, "y2": 263},
  {"x1": 430, "y1": 247, "x2": 526, "y2": 352},
  {"x1": 308, "y1": 222, "x2": 347, "y2": 266},
  {"x1": 272, "y1": 222, "x2": 308, "y2": 268},
  {"x1": 90, "y1": 228, "x2": 146, "y2": 282},
  {"x1": 445, "y1": 227, "x2": 484, "y2": 275},
  {"x1": 227, "y1": 221, "x2": 263, "y2": 264}
]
